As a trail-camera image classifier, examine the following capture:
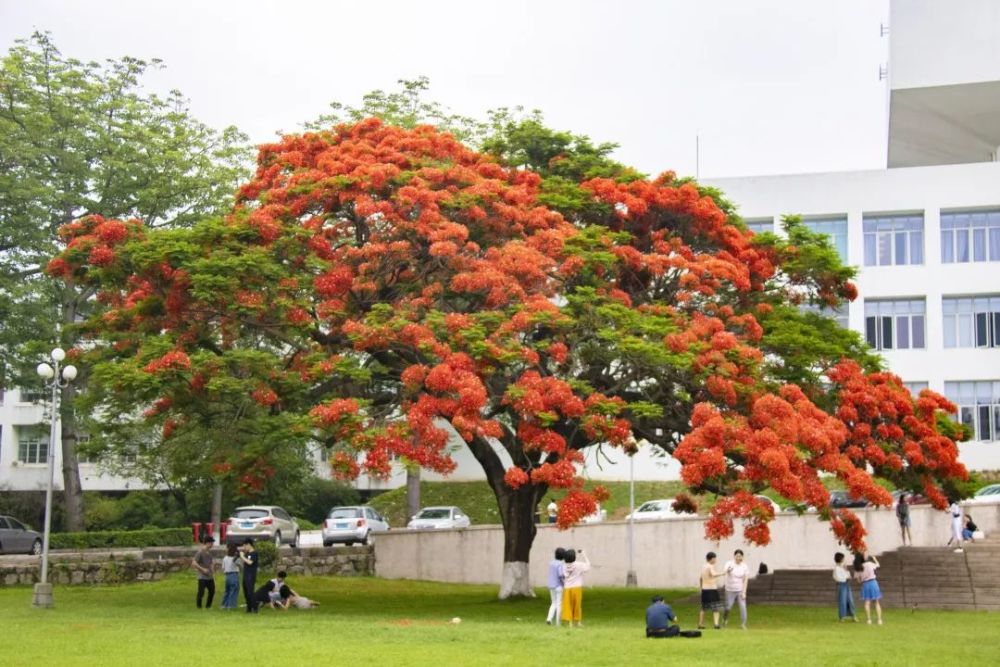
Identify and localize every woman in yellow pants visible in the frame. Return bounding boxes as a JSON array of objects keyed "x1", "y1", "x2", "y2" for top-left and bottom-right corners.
[{"x1": 561, "y1": 549, "x2": 591, "y2": 627}]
